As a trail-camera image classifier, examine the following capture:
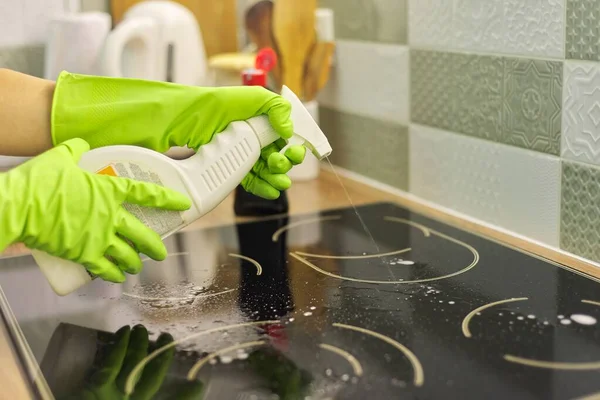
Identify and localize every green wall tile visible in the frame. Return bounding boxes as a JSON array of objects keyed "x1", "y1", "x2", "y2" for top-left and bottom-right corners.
[
  {"x1": 502, "y1": 58, "x2": 562, "y2": 155},
  {"x1": 561, "y1": 161, "x2": 600, "y2": 263},
  {"x1": 566, "y1": 0, "x2": 600, "y2": 61},
  {"x1": 410, "y1": 50, "x2": 455, "y2": 131},
  {"x1": 453, "y1": 54, "x2": 504, "y2": 141},
  {"x1": 318, "y1": 0, "x2": 407, "y2": 44},
  {"x1": 410, "y1": 49, "x2": 562, "y2": 155},
  {"x1": 319, "y1": 106, "x2": 409, "y2": 190},
  {"x1": 0, "y1": 45, "x2": 44, "y2": 78}
]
